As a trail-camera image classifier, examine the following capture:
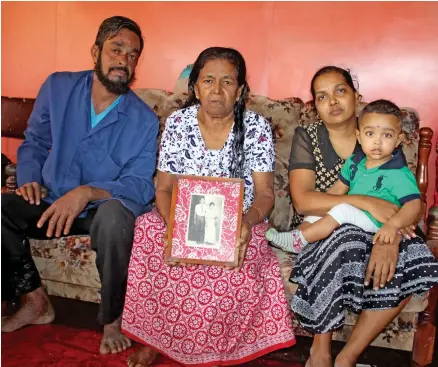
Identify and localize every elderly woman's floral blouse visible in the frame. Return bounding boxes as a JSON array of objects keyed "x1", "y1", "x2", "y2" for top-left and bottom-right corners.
[{"x1": 158, "y1": 104, "x2": 275, "y2": 211}]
